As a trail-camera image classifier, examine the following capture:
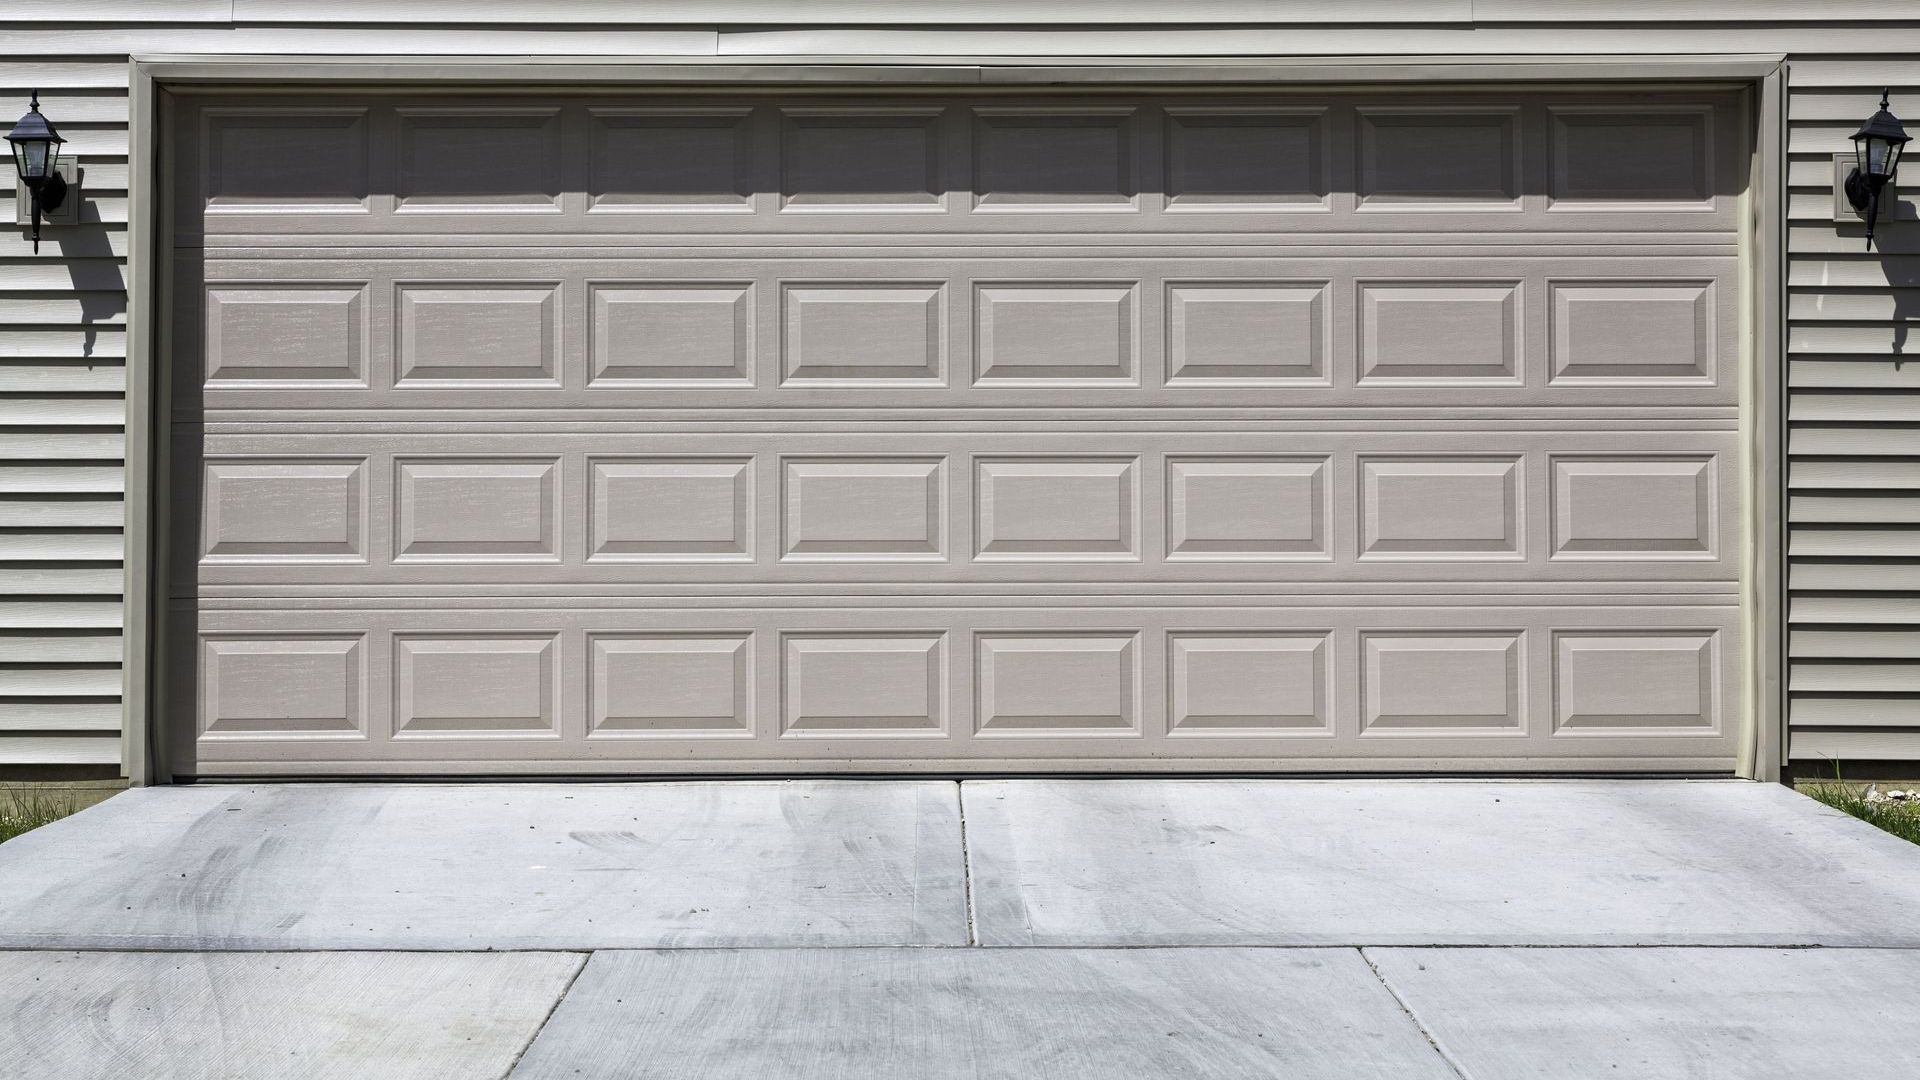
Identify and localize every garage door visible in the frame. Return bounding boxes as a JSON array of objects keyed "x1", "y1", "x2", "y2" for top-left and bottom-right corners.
[{"x1": 162, "y1": 88, "x2": 1746, "y2": 776}]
